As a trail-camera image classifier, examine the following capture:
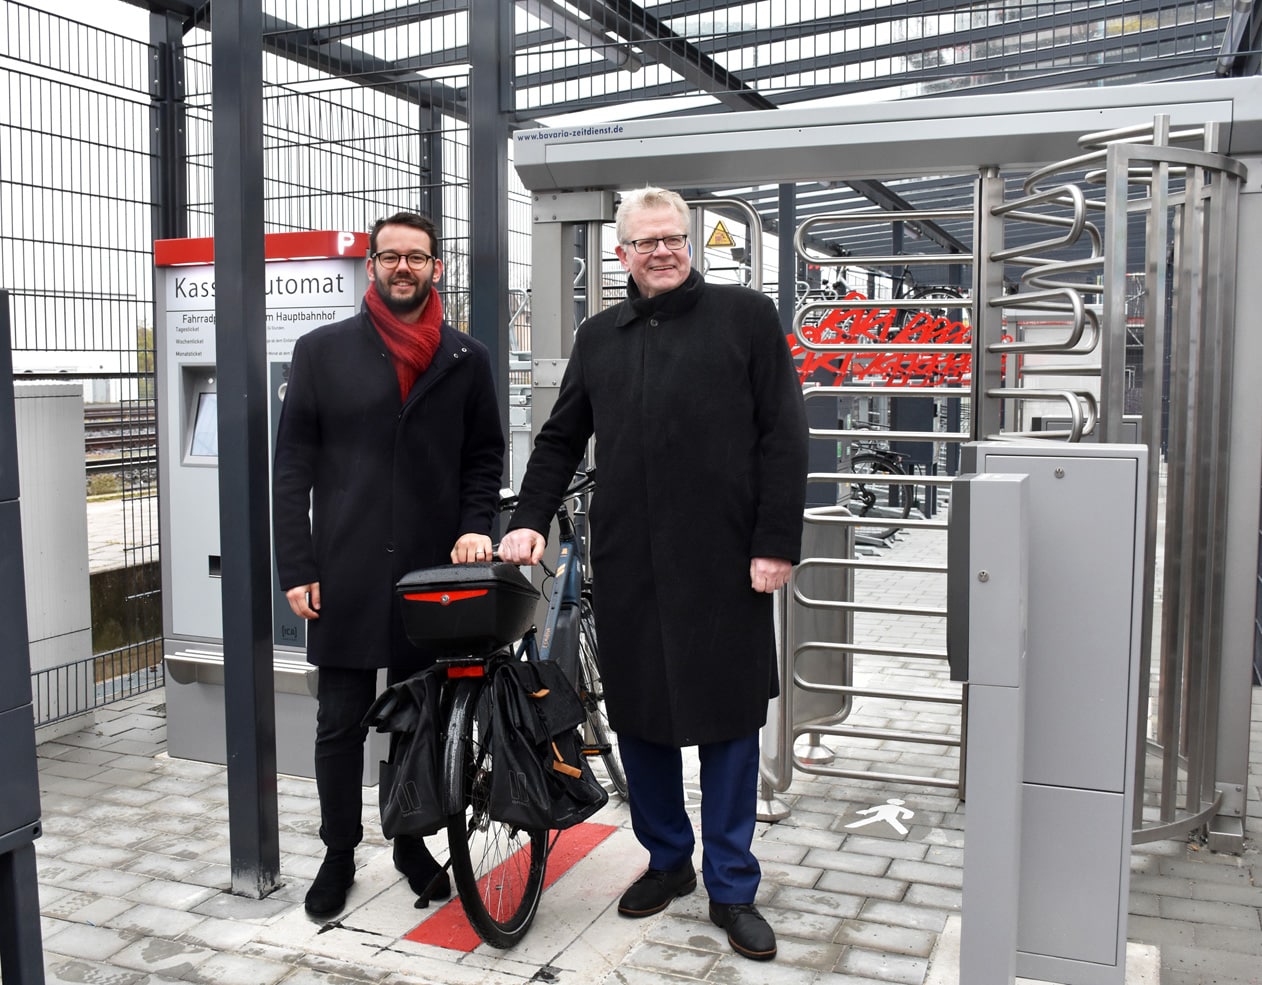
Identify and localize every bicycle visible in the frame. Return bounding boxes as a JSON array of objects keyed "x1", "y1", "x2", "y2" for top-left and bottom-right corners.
[
  {"x1": 843, "y1": 425, "x2": 918, "y2": 543},
  {"x1": 383, "y1": 470, "x2": 624, "y2": 950},
  {"x1": 794, "y1": 273, "x2": 851, "y2": 311},
  {"x1": 500, "y1": 467, "x2": 628, "y2": 801},
  {"x1": 888, "y1": 264, "x2": 967, "y2": 328},
  {"x1": 390, "y1": 564, "x2": 549, "y2": 948}
]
